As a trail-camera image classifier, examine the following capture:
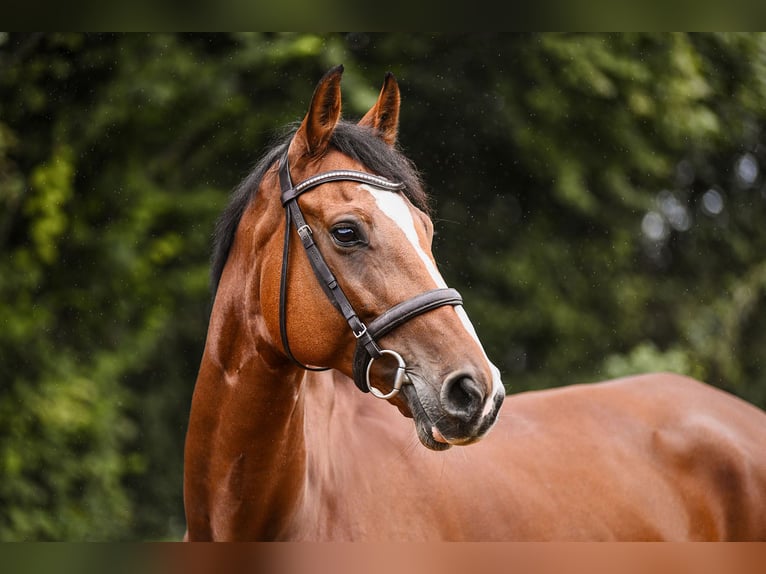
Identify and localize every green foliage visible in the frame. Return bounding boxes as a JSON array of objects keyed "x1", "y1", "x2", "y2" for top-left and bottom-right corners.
[
  {"x1": 1, "y1": 33, "x2": 766, "y2": 541},
  {"x1": 602, "y1": 342, "x2": 702, "y2": 381}
]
